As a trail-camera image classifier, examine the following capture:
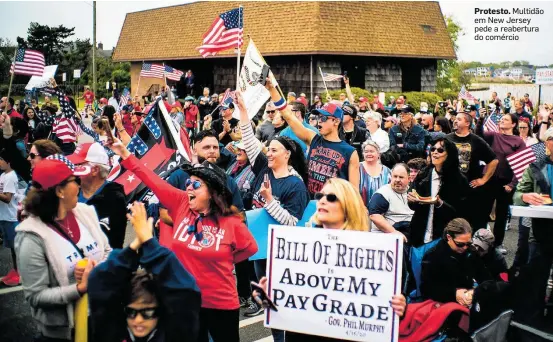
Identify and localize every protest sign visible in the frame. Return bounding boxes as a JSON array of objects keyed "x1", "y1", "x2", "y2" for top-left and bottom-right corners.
[
  {"x1": 535, "y1": 68, "x2": 553, "y2": 85},
  {"x1": 234, "y1": 39, "x2": 278, "y2": 120},
  {"x1": 25, "y1": 65, "x2": 59, "y2": 90},
  {"x1": 247, "y1": 200, "x2": 317, "y2": 261},
  {"x1": 265, "y1": 226, "x2": 403, "y2": 342},
  {"x1": 42, "y1": 65, "x2": 58, "y2": 78}
]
